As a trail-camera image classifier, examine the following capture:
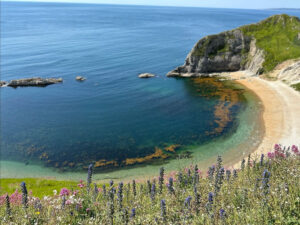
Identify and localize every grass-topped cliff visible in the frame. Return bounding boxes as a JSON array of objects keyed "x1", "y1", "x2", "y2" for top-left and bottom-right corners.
[
  {"x1": 240, "y1": 14, "x2": 300, "y2": 72},
  {"x1": 167, "y1": 14, "x2": 300, "y2": 77},
  {"x1": 1, "y1": 145, "x2": 299, "y2": 224}
]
